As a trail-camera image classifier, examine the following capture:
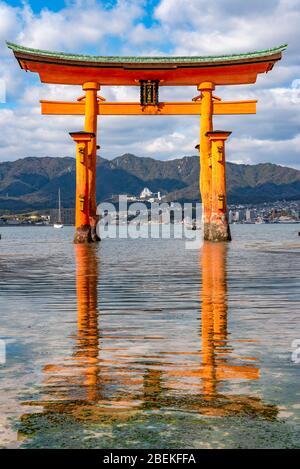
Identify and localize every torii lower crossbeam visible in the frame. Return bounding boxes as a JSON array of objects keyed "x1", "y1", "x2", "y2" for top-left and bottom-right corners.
[{"x1": 40, "y1": 100, "x2": 257, "y2": 116}]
